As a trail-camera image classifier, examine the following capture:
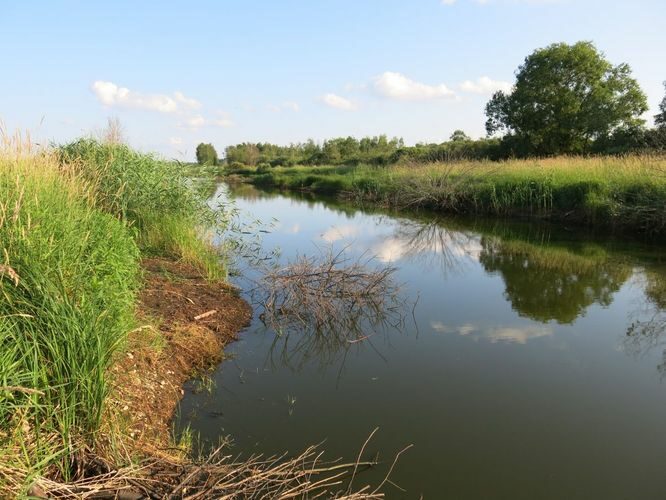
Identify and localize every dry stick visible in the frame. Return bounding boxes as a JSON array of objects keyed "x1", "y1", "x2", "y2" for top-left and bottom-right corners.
[
  {"x1": 0, "y1": 264, "x2": 19, "y2": 286},
  {"x1": 193, "y1": 309, "x2": 217, "y2": 321},
  {"x1": 347, "y1": 427, "x2": 379, "y2": 493},
  {"x1": 0, "y1": 386, "x2": 44, "y2": 396},
  {"x1": 371, "y1": 444, "x2": 414, "y2": 495},
  {"x1": 144, "y1": 288, "x2": 195, "y2": 304}
]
